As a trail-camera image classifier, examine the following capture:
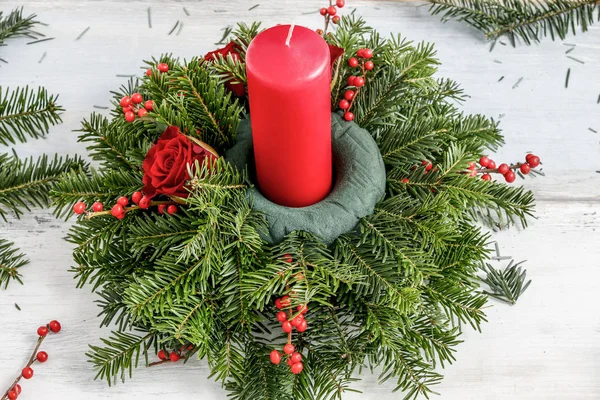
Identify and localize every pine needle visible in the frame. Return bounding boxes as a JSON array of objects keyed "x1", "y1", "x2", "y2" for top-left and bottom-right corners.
[
  {"x1": 481, "y1": 260, "x2": 531, "y2": 305},
  {"x1": 565, "y1": 68, "x2": 570, "y2": 88},
  {"x1": 38, "y1": 51, "x2": 46, "y2": 63},
  {"x1": 147, "y1": 7, "x2": 152, "y2": 28},
  {"x1": 76, "y1": 26, "x2": 90, "y2": 41},
  {"x1": 26, "y1": 37, "x2": 54, "y2": 45},
  {"x1": 168, "y1": 21, "x2": 179, "y2": 36},
  {"x1": 512, "y1": 77, "x2": 523, "y2": 89},
  {"x1": 567, "y1": 55, "x2": 584, "y2": 64}
]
